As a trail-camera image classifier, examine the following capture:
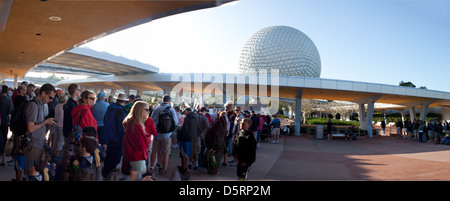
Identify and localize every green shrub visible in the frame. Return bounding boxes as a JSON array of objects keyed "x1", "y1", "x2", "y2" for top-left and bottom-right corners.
[{"x1": 305, "y1": 118, "x2": 359, "y2": 127}]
